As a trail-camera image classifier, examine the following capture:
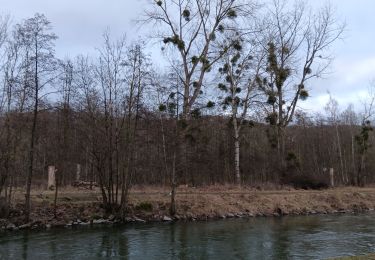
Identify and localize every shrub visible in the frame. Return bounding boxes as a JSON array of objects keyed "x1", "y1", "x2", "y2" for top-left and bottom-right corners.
[
  {"x1": 0, "y1": 198, "x2": 9, "y2": 218},
  {"x1": 135, "y1": 202, "x2": 153, "y2": 212},
  {"x1": 282, "y1": 173, "x2": 329, "y2": 190},
  {"x1": 91, "y1": 214, "x2": 102, "y2": 220}
]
